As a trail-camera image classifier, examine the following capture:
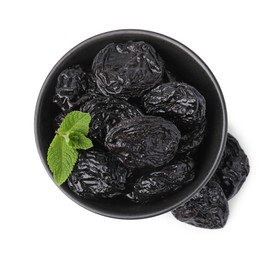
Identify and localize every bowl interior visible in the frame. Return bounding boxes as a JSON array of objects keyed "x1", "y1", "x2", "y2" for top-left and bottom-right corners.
[{"x1": 35, "y1": 30, "x2": 227, "y2": 219}]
